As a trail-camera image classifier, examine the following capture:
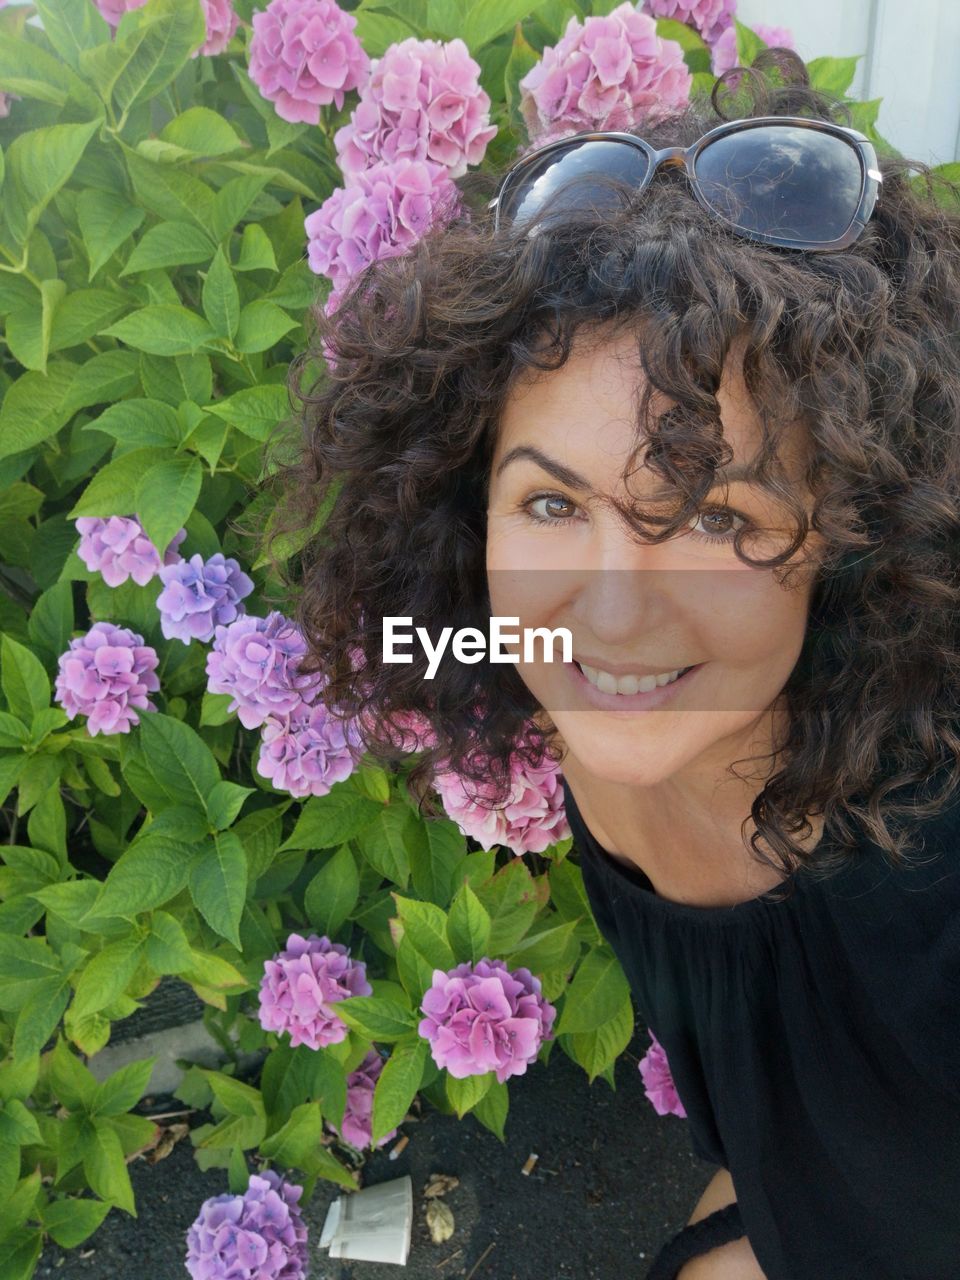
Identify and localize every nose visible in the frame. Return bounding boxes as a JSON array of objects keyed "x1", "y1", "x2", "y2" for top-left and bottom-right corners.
[{"x1": 568, "y1": 512, "x2": 680, "y2": 640}]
